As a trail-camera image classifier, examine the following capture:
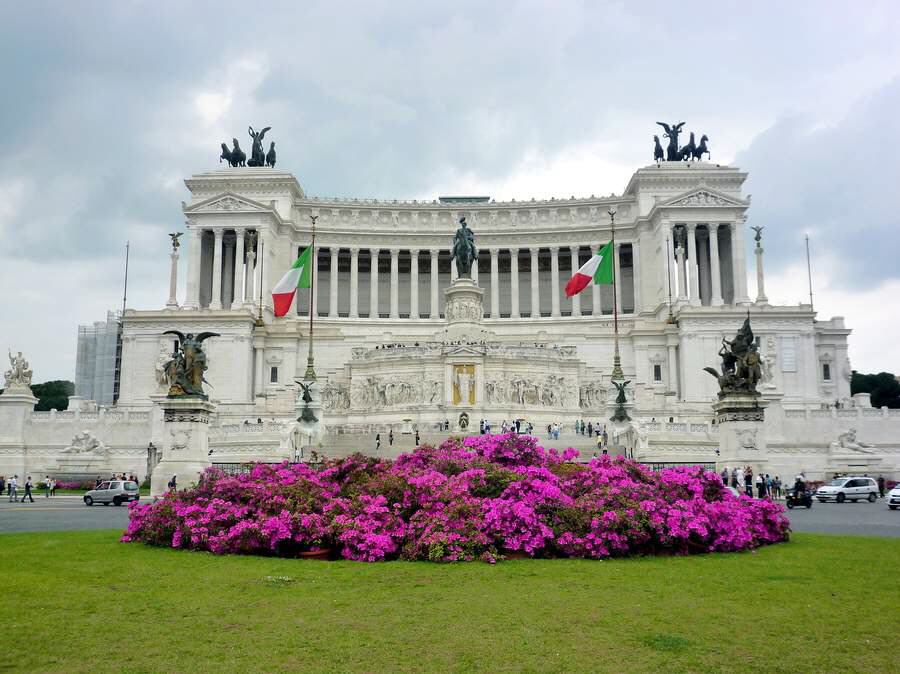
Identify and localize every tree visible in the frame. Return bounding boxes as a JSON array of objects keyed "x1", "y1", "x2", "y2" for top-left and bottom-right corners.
[
  {"x1": 30, "y1": 380, "x2": 75, "y2": 411},
  {"x1": 850, "y1": 371, "x2": 900, "y2": 409}
]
